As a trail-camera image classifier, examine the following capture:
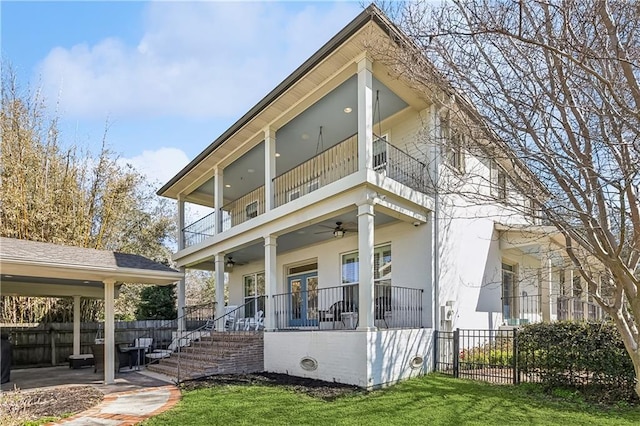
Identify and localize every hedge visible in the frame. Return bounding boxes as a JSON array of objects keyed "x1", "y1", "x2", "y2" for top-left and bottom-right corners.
[{"x1": 517, "y1": 322, "x2": 637, "y2": 402}]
